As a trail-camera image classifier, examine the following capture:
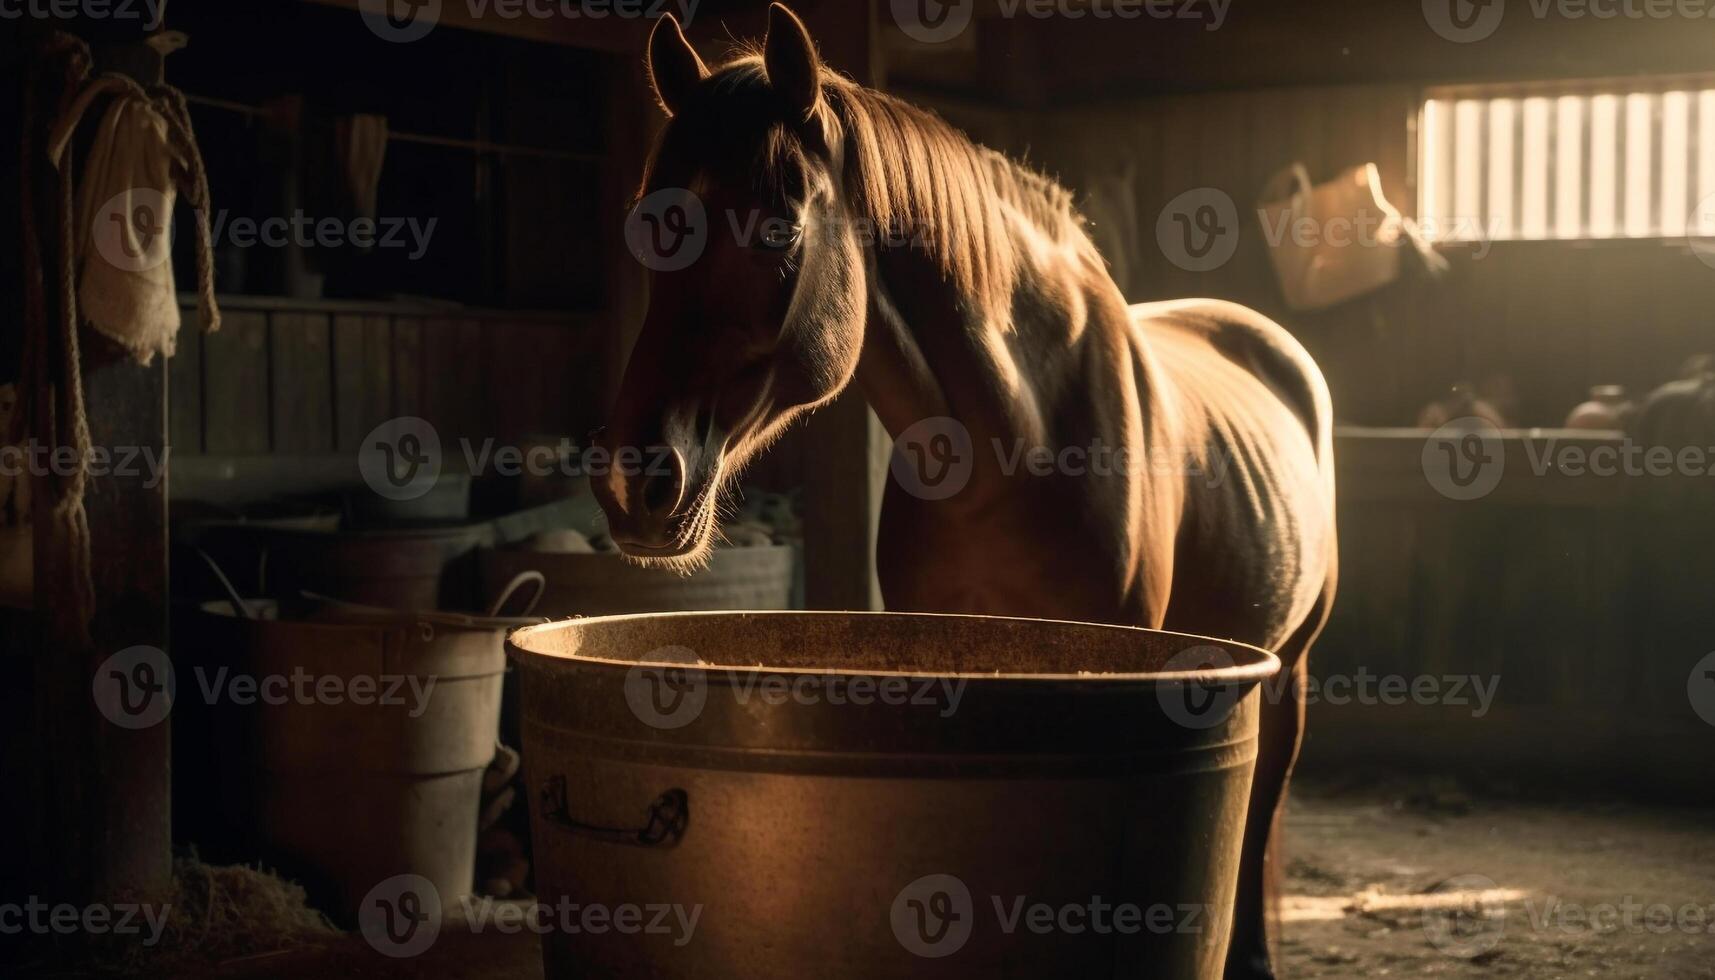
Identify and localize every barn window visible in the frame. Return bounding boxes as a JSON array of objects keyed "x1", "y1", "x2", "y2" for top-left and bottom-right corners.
[{"x1": 1418, "y1": 77, "x2": 1715, "y2": 243}]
